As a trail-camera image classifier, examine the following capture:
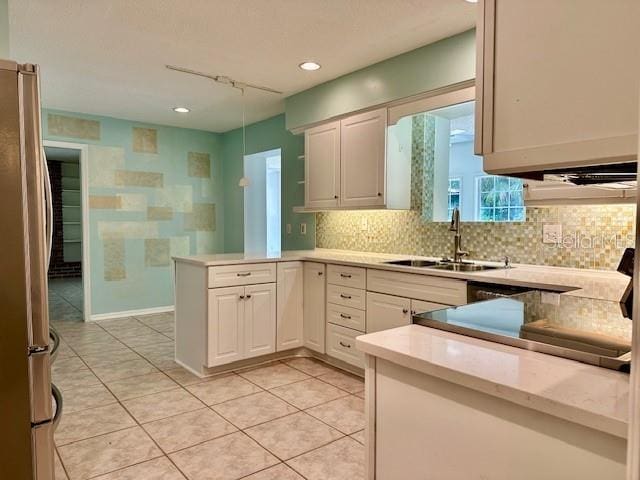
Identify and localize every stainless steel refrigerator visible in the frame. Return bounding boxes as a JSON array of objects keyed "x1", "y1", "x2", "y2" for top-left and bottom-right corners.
[{"x1": 0, "y1": 59, "x2": 61, "y2": 479}]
